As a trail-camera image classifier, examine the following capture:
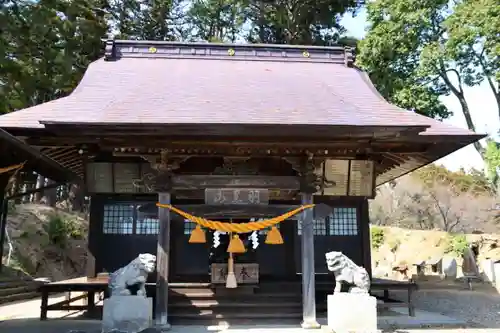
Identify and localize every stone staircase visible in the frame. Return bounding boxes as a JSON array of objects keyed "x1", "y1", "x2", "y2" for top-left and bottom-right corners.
[
  {"x1": 0, "y1": 277, "x2": 44, "y2": 305},
  {"x1": 168, "y1": 282, "x2": 327, "y2": 325}
]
